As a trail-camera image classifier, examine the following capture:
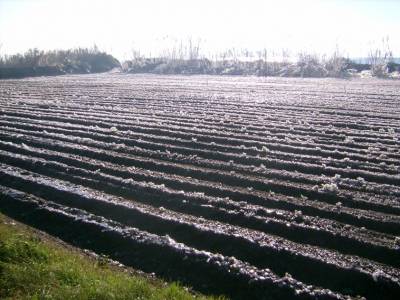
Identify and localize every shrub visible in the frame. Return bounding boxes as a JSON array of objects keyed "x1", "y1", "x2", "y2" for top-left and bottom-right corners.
[
  {"x1": 324, "y1": 48, "x2": 351, "y2": 78},
  {"x1": 0, "y1": 46, "x2": 120, "y2": 78},
  {"x1": 368, "y1": 37, "x2": 393, "y2": 78}
]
